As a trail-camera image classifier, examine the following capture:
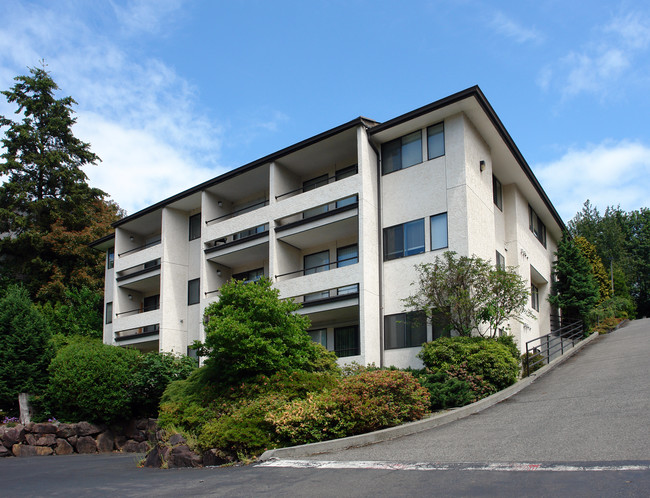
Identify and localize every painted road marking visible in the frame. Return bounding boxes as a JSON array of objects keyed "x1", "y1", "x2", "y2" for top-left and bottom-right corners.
[{"x1": 258, "y1": 459, "x2": 650, "y2": 472}]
